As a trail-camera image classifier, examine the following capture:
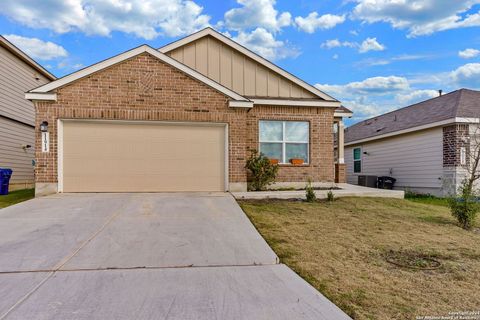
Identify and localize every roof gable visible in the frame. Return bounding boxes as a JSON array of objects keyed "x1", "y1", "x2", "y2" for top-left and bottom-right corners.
[
  {"x1": 26, "y1": 44, "x2": 252, "y2": 107},
  {"x1": 160, "y1": 28, "x2": 337, "y2": 102}
]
